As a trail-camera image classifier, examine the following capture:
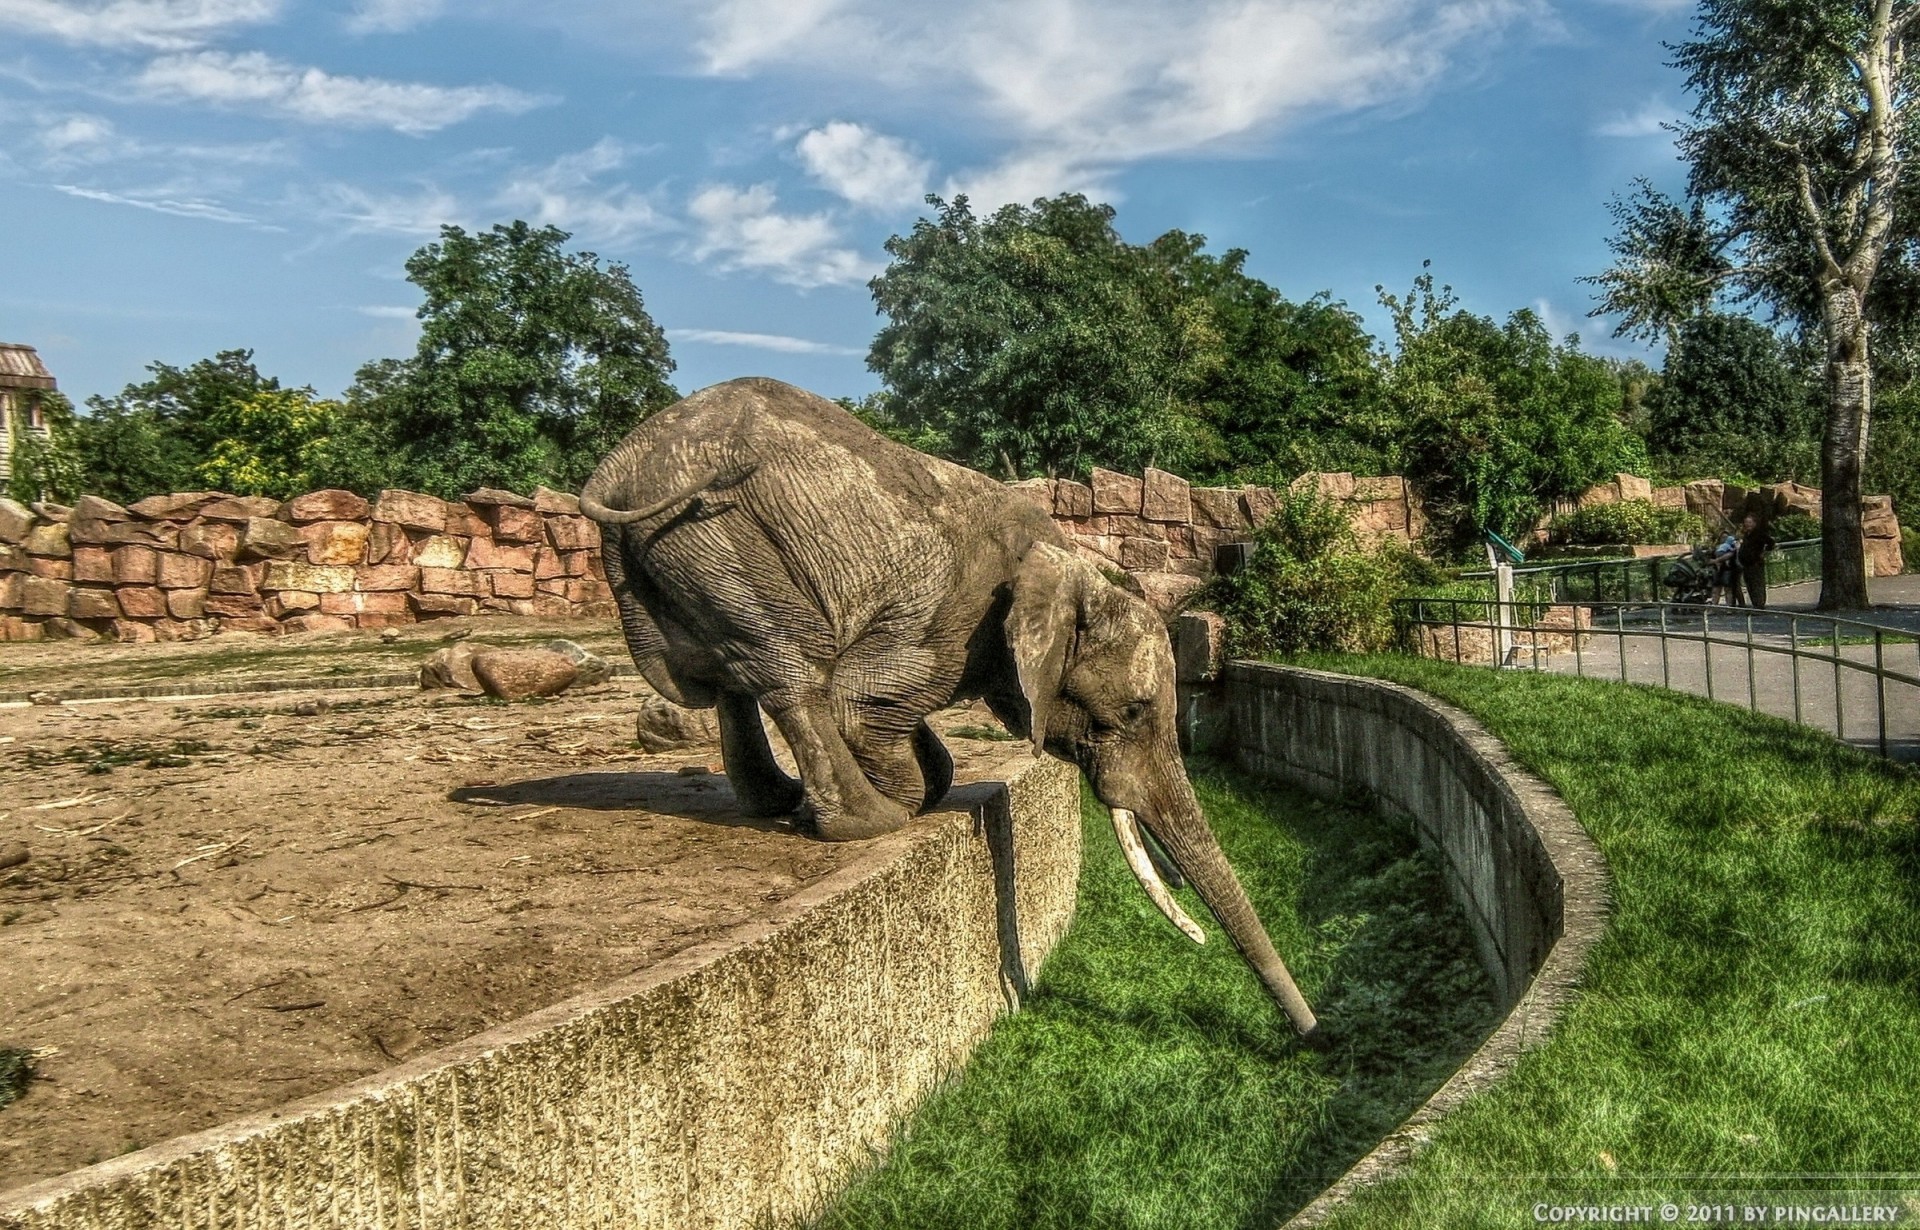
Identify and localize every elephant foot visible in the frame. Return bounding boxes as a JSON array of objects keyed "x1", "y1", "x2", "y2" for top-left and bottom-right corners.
[{"x1": 798, "y1": 796, "x2": 914, "y2": 842}]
